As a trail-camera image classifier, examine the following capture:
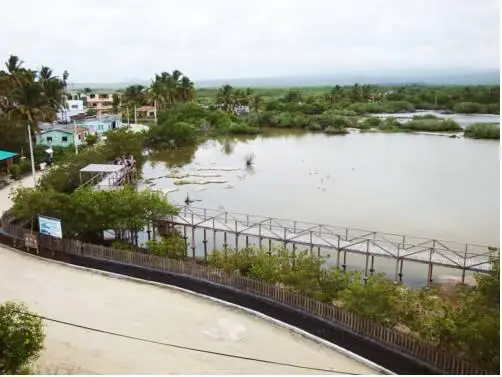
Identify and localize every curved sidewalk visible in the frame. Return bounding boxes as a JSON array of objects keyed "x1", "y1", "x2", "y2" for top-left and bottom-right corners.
[{"x1": 0, "y1": 246, "x2": 382, "y2": 374}]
